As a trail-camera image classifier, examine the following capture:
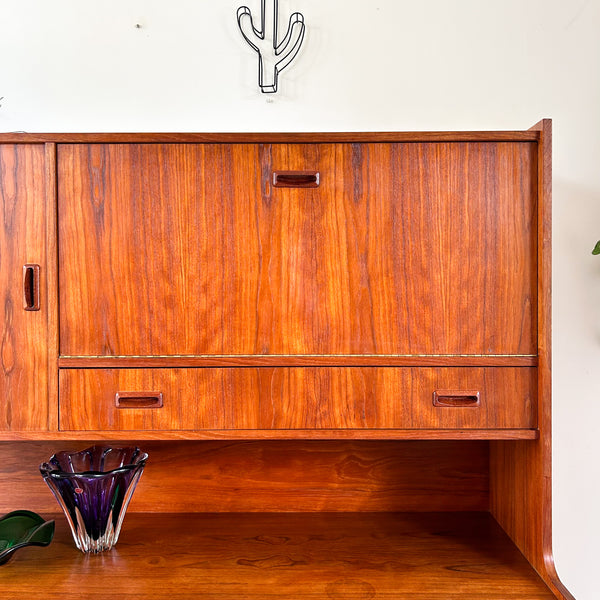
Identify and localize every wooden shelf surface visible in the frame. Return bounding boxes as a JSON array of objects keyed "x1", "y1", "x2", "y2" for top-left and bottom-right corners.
[{"x1": 3, "y1": 512, "x2": 555, "y2": 599}]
